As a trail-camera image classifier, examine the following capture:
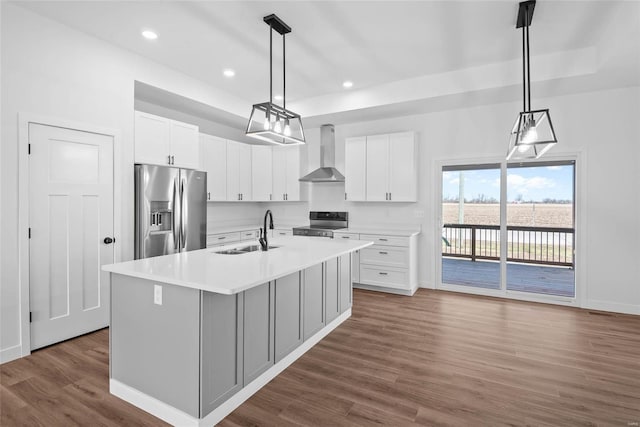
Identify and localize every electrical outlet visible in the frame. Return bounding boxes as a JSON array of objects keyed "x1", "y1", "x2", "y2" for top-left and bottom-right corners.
[{"x1": 154, "y1": 285, "x2": 162, "y2": 305}]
